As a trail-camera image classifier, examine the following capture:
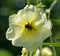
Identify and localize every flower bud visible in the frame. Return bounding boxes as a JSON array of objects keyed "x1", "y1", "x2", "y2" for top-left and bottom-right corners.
[{"x1": 42, "y1": 47, "x2": 53, "y2": 56}]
